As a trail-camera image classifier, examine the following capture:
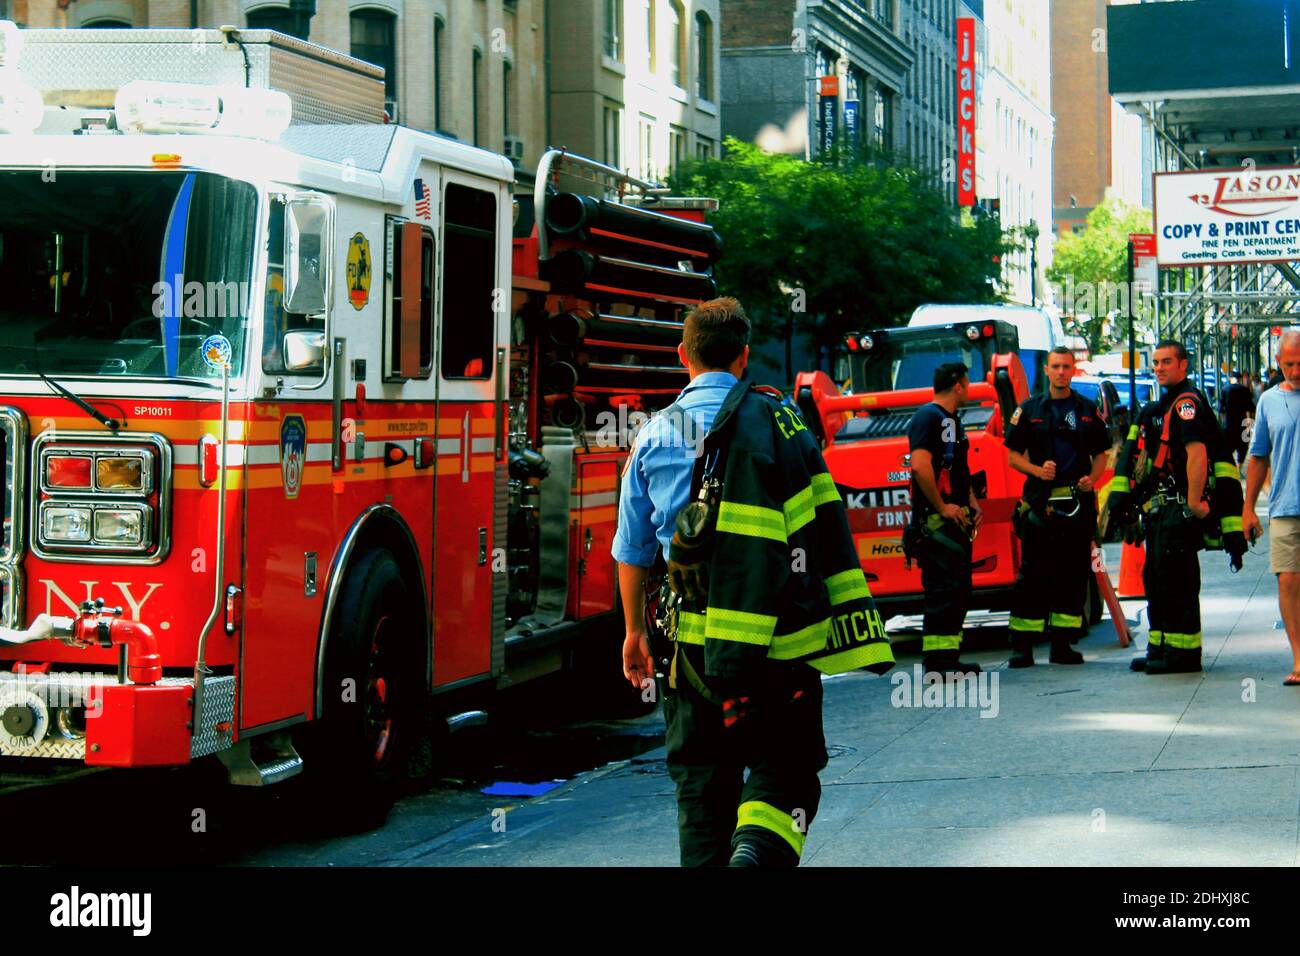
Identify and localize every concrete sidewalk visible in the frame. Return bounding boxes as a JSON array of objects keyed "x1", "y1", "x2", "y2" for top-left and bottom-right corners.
[{"x1": 392, "y1": 520, "x2": 1300, "y2": 867}]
